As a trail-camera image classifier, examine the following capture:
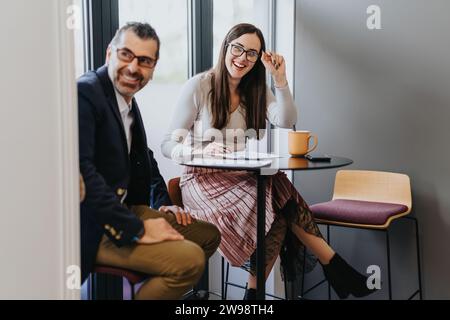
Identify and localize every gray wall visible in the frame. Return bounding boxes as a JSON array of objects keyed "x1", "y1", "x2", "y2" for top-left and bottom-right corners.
[{"x1": 294, "y1": 0, "x2": 450, "y2": 299}]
